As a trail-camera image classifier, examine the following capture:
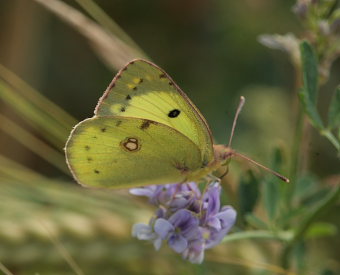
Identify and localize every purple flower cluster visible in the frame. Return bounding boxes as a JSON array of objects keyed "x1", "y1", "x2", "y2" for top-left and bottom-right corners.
[{"x1": 130, "y1": 182, "x2": 236, "y2": 264}]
